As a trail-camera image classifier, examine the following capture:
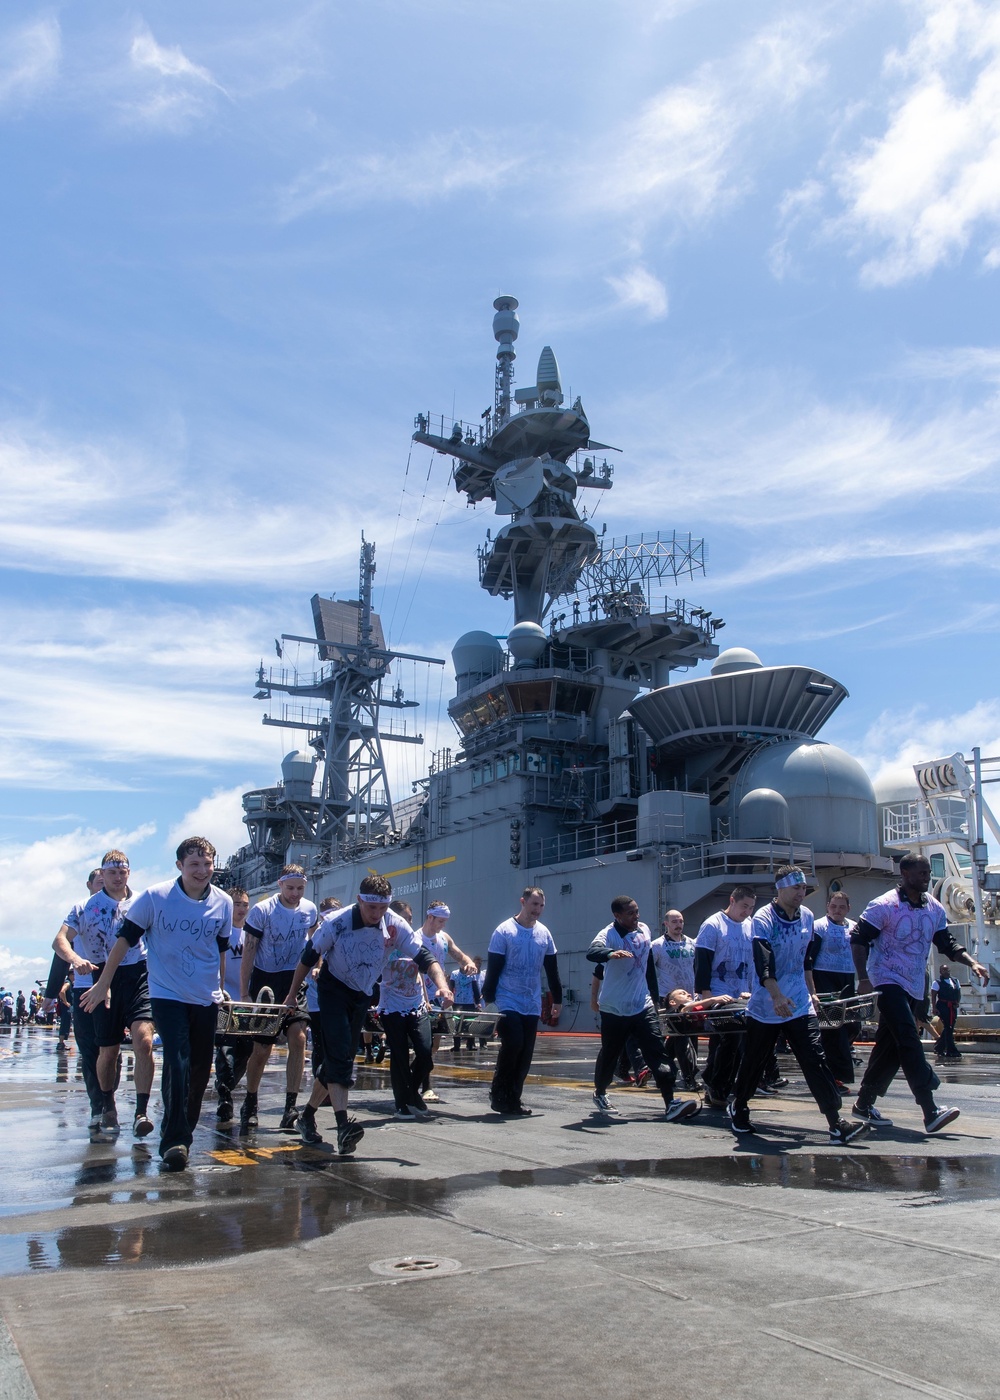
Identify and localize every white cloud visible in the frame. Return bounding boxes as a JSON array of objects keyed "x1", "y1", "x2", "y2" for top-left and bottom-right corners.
[
  {"x1": 853, "y1": 698, "x2": 1000, "y2": 816},
  {"x1": 830, "y1": 0, "x2": 1000, "y2": 284},
  {"x1": 279, "y1": 132, "x2": 521, "y2": 220},
  {"x1": 0, "y1": 419, "x2": 369, "y2": 585},
  {"x1": 591, "y1": 16, "x2": 827, "y2": 229},
  {"x1": 169, "y1": 783, "x2": 255, "y2": 863},
  {"x1": 0, "y1": 823, "x2": 158, "y2": 961},
  {"x1": 0, "y1": 17, "x2": 60, "y2": 106},
  {"x1": 0, "y1": 945, "x2": 49, "y2": 993},
  {"x1": 607, "y1": 264, "x2": 669, "y2": 319},
  {"x1": 121, "y1": 23, "x2": 226, "y2": 131}
]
